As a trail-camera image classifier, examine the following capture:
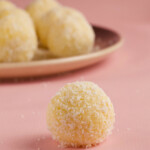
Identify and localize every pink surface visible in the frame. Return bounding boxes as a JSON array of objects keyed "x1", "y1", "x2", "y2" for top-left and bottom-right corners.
[{"x1": 0, "y1": 0, "x2": 150, "y2": 150}]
